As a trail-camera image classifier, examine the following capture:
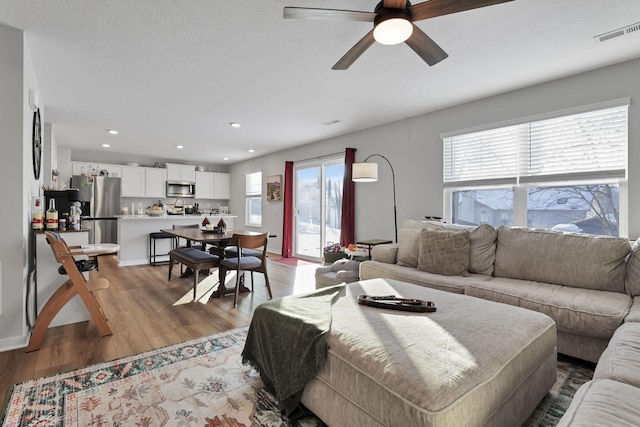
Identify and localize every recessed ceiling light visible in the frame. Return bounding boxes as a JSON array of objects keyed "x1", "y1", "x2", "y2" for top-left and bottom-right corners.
[
  {"x1": 230, "y1": 122, "x2": 241, "y2": 128},
  {"x1": 101, "y1": 143, "x2": 110, "y2": 148},
  {"x1": 222, "y1": 157, "x2": 229, "y2": 161},
  {"x1": 247, "y1": 149, "x2": 255, "y2": 153},
  {"x1": 107, "y1": 129, "x2": 118, "y2": 135},
  {"x1": 175, "y1": 145, "x2": 184, "y2": 149}
]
